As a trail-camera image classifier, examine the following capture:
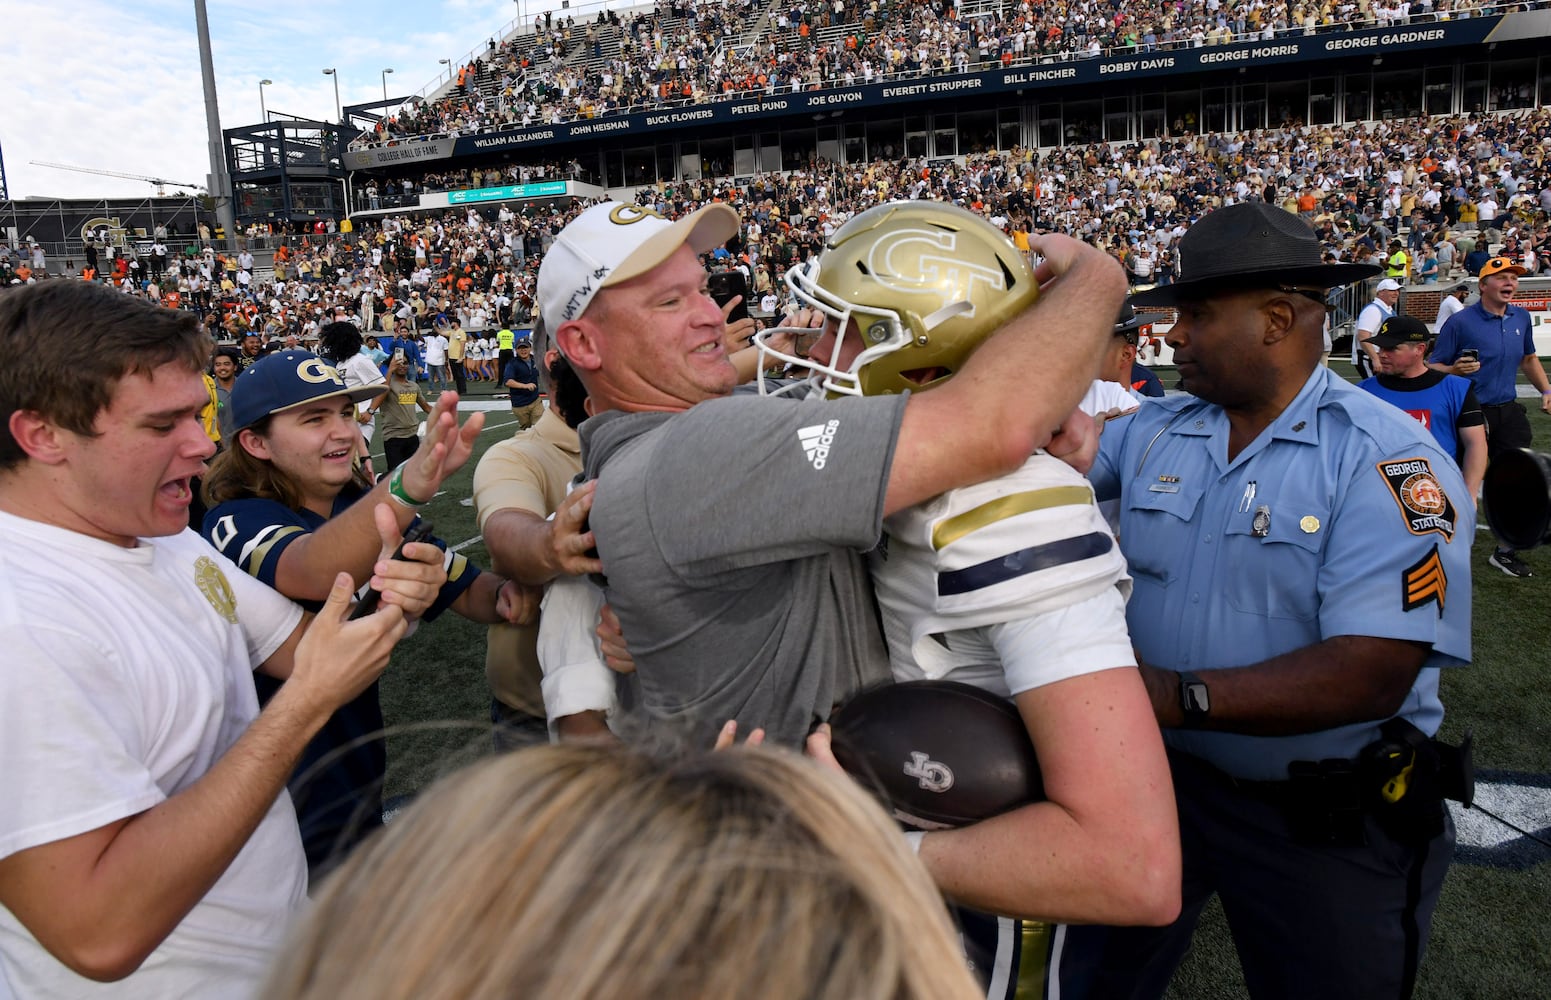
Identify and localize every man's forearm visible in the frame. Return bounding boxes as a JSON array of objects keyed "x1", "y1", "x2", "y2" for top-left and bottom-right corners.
[
  {"x1": 15, "y1": 683, "x2": 332, "y2": 980},
  {"x1": 1461, "y1": 429, "x2": 1488, "y2": 500},
  {"x1": 272, "y1": 486, "x2": 414, "y2": 601},
  {"x1": 1521, "y1": 355, "x2": 1551, "y2": 394},
  {"x1": 450, "y1": 571, "x2": 509, "y2": 624},
  {"x1": 1141, "y1": 635, "x2": 1428, "y2": 735},
  {"x1": 887, "y1": 241, "x2": 1125, "y2": 513},
  {"x1": 483, "y1": 507, "x2": 561, "y2": 585},
  {"x1": 953, "y1": 242, "x2": 1123, "y2": 447}
]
